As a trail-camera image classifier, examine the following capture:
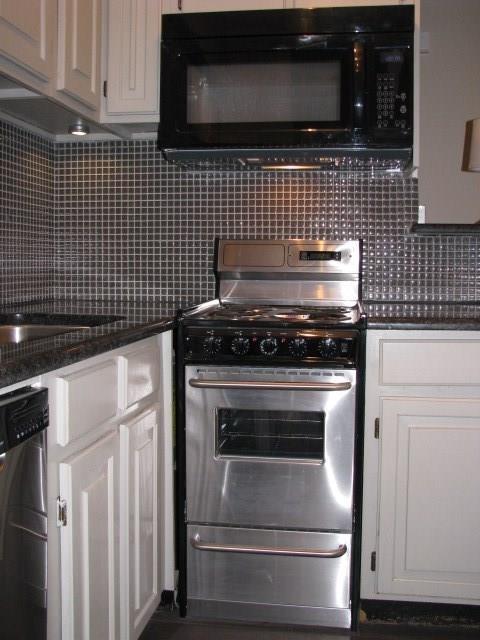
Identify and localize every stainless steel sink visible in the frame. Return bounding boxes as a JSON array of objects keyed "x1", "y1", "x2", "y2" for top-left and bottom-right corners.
[
  {"x1": 0, "y1": 312, "x2": 125, "y2": 345},
  {"x1": 0, "y1": 324, "x2": 90, "y2": 344}
]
